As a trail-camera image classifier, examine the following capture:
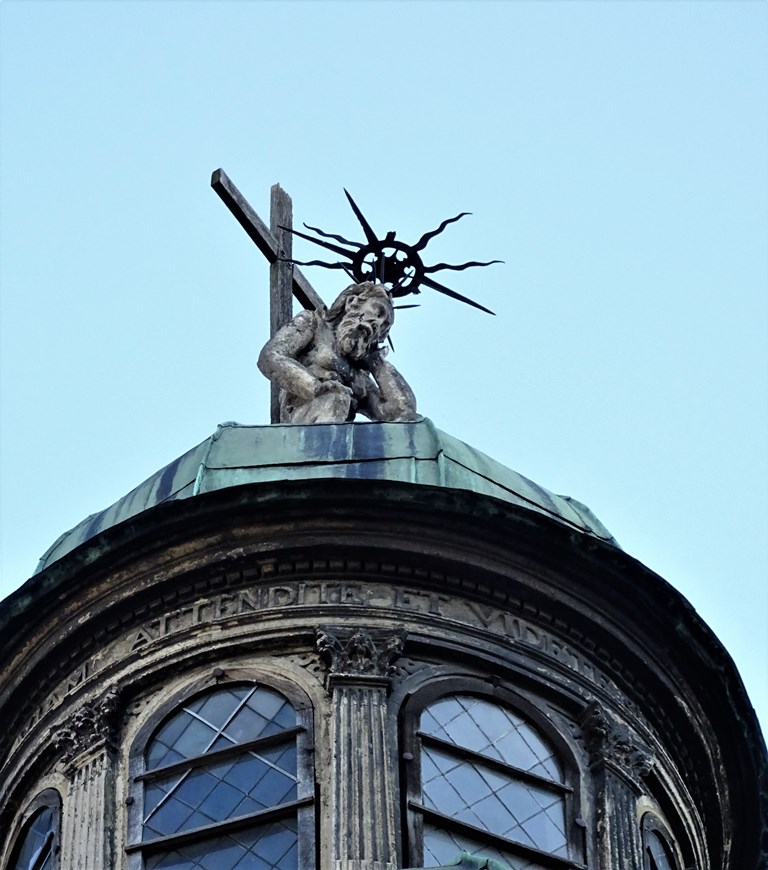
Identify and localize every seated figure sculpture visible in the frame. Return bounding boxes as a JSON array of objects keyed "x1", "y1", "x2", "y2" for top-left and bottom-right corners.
[{"x1": 258, "y1": 282, "x2": 418, "y2": 424}]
